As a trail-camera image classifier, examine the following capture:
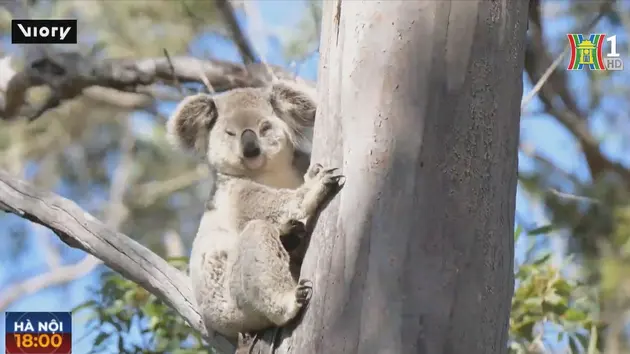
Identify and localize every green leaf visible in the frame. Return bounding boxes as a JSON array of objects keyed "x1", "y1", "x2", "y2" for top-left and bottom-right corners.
[
  {"x1": 587, "y1": 325, "x2": 598, "y2": 354},
  {"x1": 515, "y1": 264, "x2": 535, "y2": 279},
  {"x1": 515, "y1": 224, "x2": 523, "y2": 243},
  {"x1": 513, "y1": 318, "x2": 537, "y2": 340},
  {"x1": 532, "y1": 253, "x2": 552, "y2": 266},
  {"x1": 143, "y1": 301, "x2": 161, "y2": 318},
  {"x1": 563, "y1": 309, "x2": 587, "y2": 322},
  {"x1": 544, "y1": 292, "x2": 565, "y2": 306},
  {"x1": 72, "y1": 300, "x2": 97, "y2": 313},
  {"x1": 569, "y1": 335, "x2": 582, "y2": 354},
  {"x1": 557, "y1": 331, "x2": 565, "y2": 342},
  {"x1": 524, "y1": 296, "x2": 543, "y2": 308},
  {"x1": 543, "y1": 301, "x2": 569, "y2": 317},
  {"x1": 149, "y1": 316, "x2": 160, "y2": 330},
  {"x1": 117, "y1": 335, "x2": 125, "y2": 352},
  {"x1": 553, "y1": 279, "x2": 573, "y2": 297},
  {"x1": 527, "y1": 224, "x2": 555, "y2": 236},
  {"x1": 110, "y1": 319, "x2": 123, "y2": 332},
  {"x1": 93, "y1": 332, "x2": 109, "y2": 346}
]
